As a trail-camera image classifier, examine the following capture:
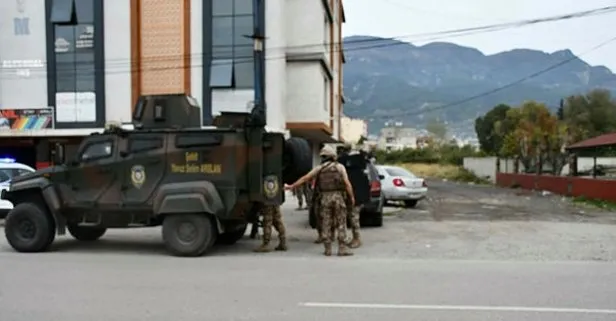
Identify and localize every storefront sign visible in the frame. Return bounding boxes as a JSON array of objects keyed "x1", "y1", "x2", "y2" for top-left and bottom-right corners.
[
  {"x1": 56, "y1": 92, "x2": 96, "y2": 122},
  {"x1": 0, "y1": 108, "x2": 54, "y2": 130}
]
